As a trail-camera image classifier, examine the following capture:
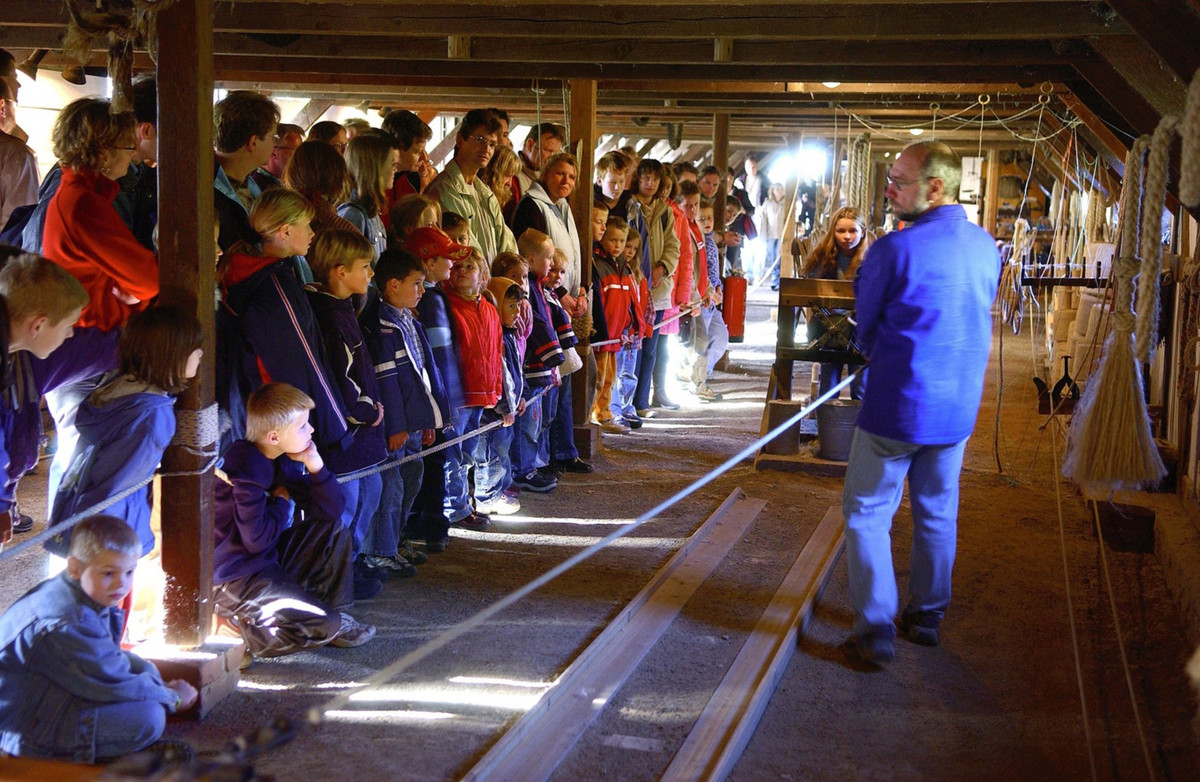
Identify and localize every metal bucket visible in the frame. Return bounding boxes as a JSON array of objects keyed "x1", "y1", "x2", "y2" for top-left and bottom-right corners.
[{"x1": 816, "y1": 399, "x2": 861, "y2": 461}]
